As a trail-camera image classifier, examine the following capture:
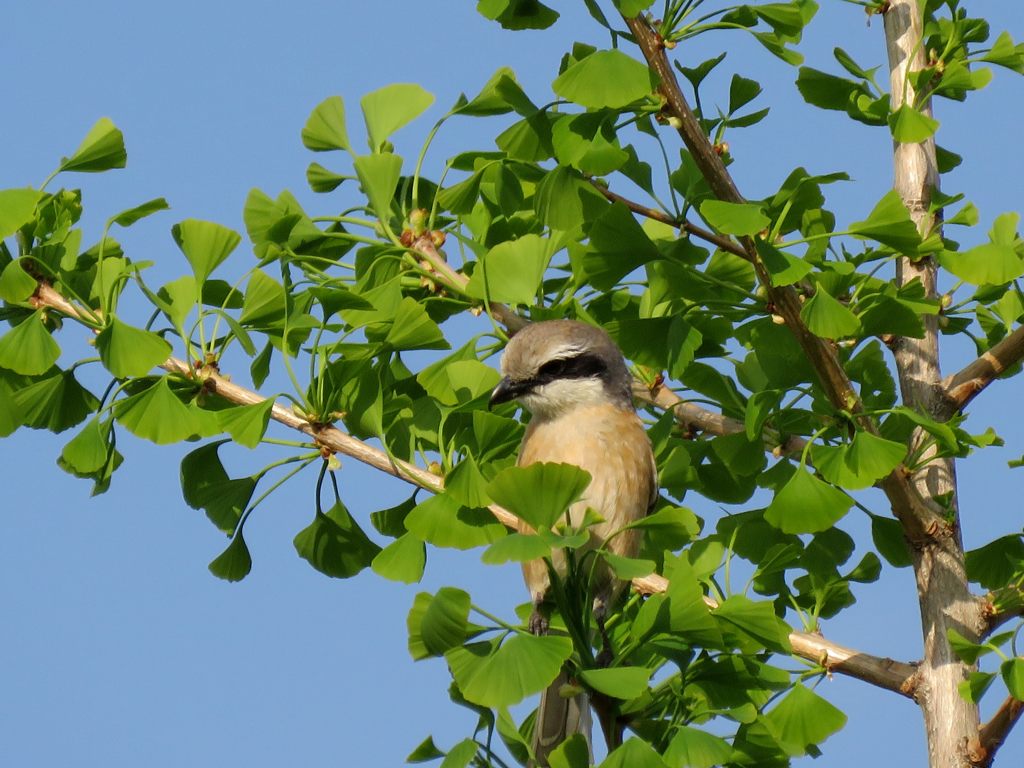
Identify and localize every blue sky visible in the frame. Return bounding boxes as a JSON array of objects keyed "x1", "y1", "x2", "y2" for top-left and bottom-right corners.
[{"x1": 4, "y1": 2, "x2": 1024, "y2": 766}]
